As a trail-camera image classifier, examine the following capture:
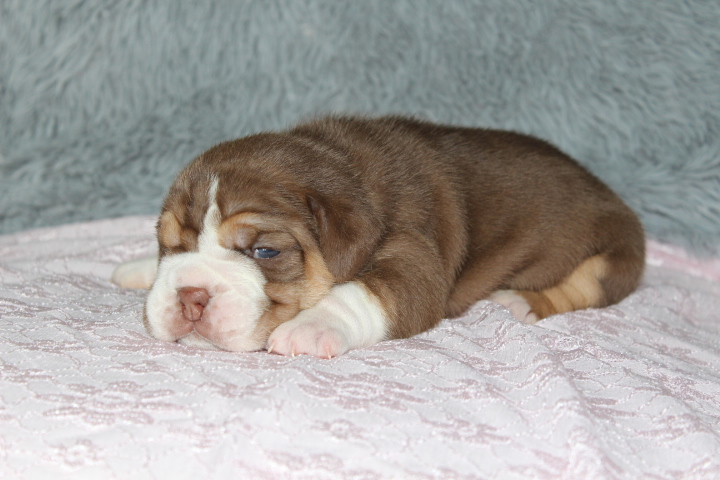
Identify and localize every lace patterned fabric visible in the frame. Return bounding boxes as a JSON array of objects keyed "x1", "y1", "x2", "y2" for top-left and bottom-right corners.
[{"x1": 1, "y1": 216, "x2": 719, "y2": 479}]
